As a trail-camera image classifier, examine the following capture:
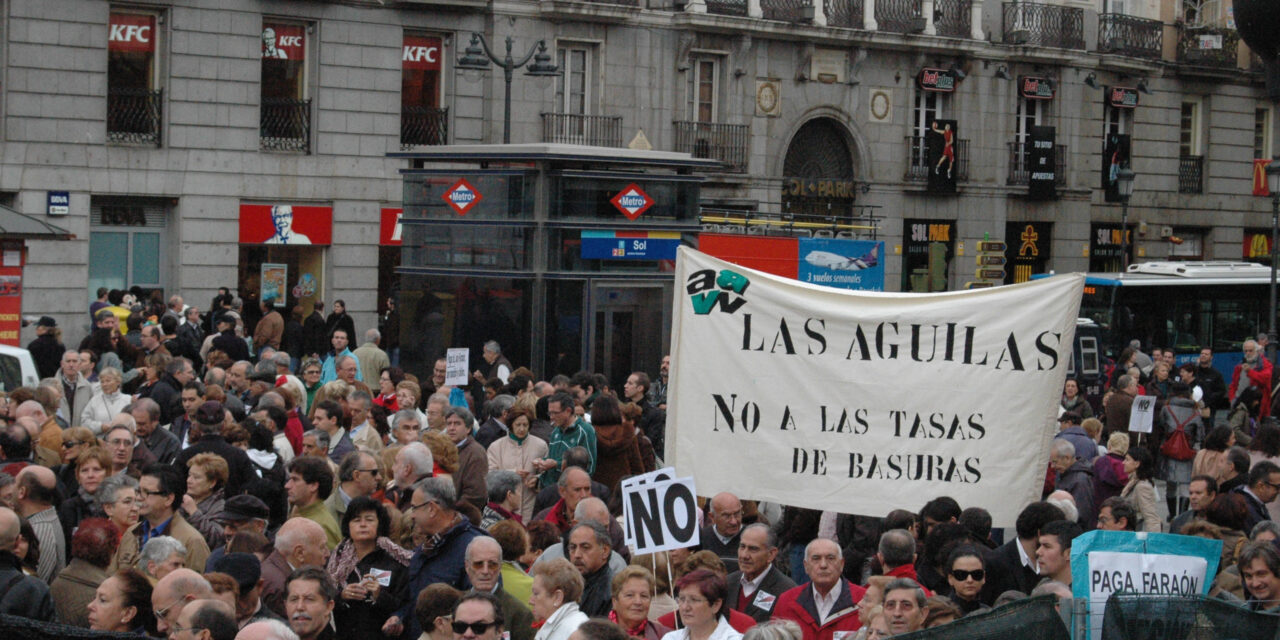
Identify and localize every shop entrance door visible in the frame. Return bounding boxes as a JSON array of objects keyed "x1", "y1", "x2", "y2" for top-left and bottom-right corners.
[{"x1": 590, "y1": 282, "x2": 670, "y2": 388}]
